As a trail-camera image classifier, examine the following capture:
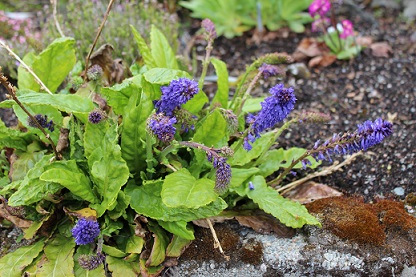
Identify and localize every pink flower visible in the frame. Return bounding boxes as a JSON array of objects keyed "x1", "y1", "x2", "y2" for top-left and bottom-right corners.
[
  {"x1": 340, "y1": 20, "x2": 354, "y2": 39},
  {"x1": 309, "y1": 0, "x2": 331, "y2": 18}
]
